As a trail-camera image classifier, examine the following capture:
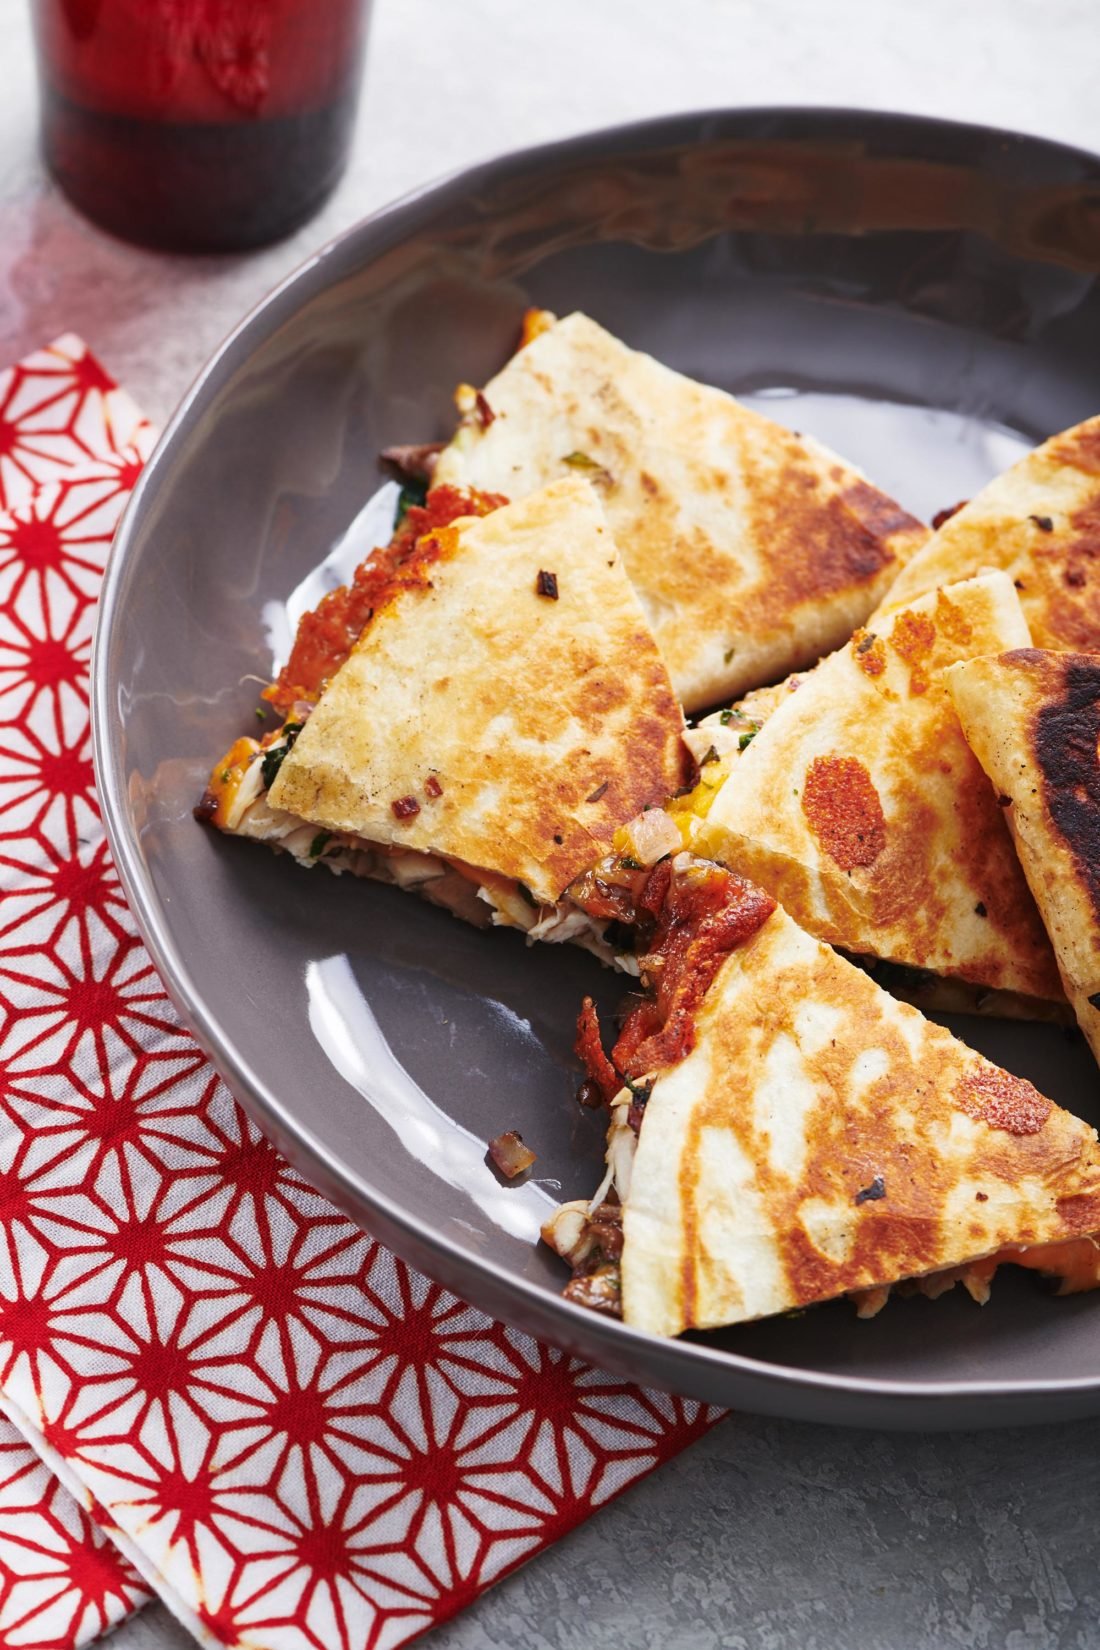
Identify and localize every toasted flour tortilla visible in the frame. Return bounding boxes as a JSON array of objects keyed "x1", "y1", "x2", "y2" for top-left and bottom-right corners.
[
  {"x1": 265, "y1": 476, "x2": 688, "y2": 905},
  {"x1": 434, "y1": 312, "x2": 928, "y2": 711},
  {"x1": 695, "y1": 571, "x2": 1064, "y2": 1004},
  {"x1": 879, "y1": 415, "x2": 1100, "y2": 649},
  {"x1": 618, "y1": 898, "x2": 1100, "y2": 1336},
  {"x1": 949, "y1": 649, "x2": 1100, "y2": 1064}
]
